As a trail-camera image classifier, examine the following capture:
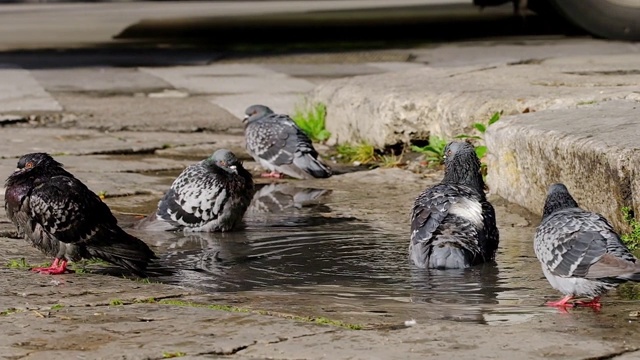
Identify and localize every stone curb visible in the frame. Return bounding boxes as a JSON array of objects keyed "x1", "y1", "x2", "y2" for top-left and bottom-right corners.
[
  {"x1": 485, "y1": 99, "x2": 640, "y2": 231},
  {"x1": 310, "y1": 54, "x2": 640, "y2": 148}
]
